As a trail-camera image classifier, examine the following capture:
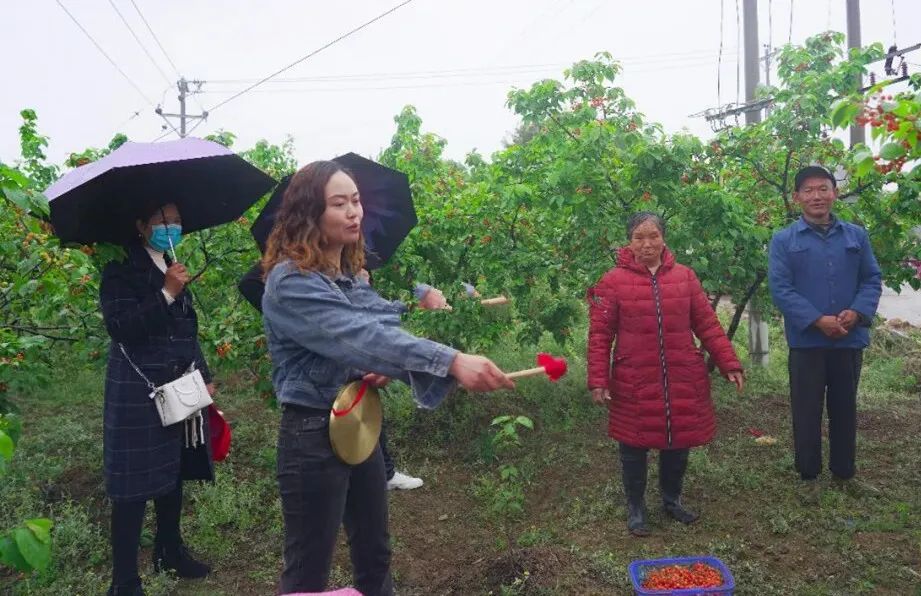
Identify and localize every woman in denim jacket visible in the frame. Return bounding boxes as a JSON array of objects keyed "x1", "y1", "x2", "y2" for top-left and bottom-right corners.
[{"x1": 261, "y1": 160, "x2": 514, "y2": 595}]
